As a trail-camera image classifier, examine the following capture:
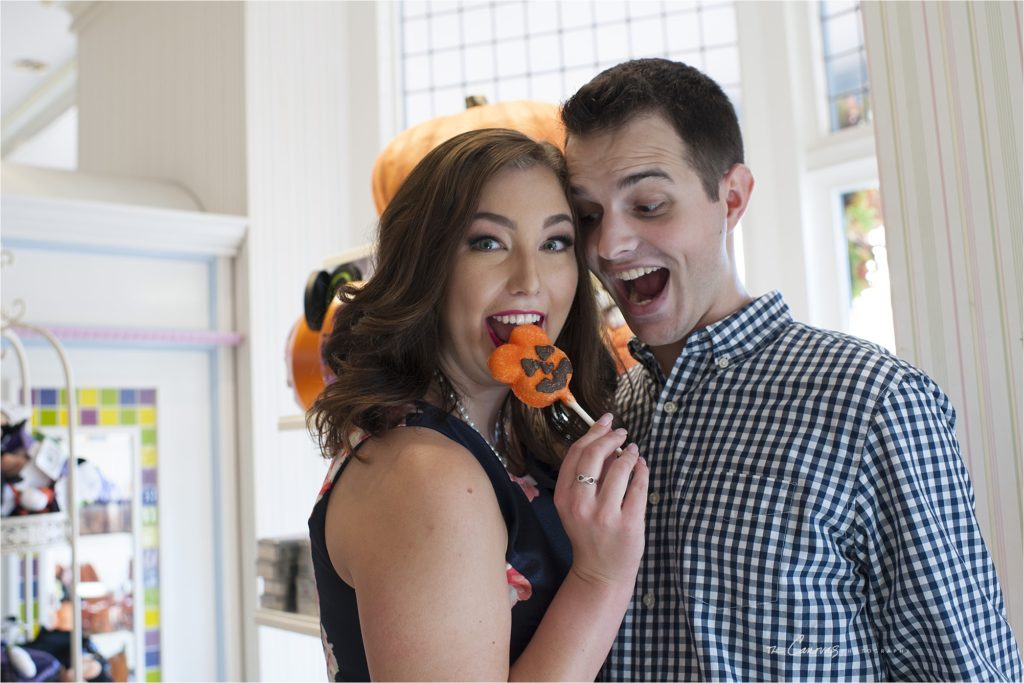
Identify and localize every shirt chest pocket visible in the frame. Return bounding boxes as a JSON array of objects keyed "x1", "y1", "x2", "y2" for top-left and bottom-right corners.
[{"x1": 677, "y1": 469, "x2": 791, "y2": 609}]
